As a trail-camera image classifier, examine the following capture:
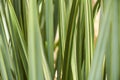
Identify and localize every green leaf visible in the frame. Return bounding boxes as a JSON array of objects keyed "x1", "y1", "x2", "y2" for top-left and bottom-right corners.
[
  {"x1": 62, "y1": 0, "x2": 78, "y2": 79},
  {"x1": 0, "y1": 17, "x2": 13, "y2": 80},
  {"x1": 111, "y1": 1, "x2": 119, "y2": 80},
  {"x1": 84, "y1": 0, "x2": 94, "y2": 78},
  {"x1": 28, "y1": 0, "x2": 44, "y2": 80},
  {"x1": 88, "y1": 1, "x2": 112, "y2": 80},
  {"x1": 45, "y1": 0, "x2": 54, "y2": 78},
  {"x1": 6, "y1": 1, "x2": 28, "y2": 79}
]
